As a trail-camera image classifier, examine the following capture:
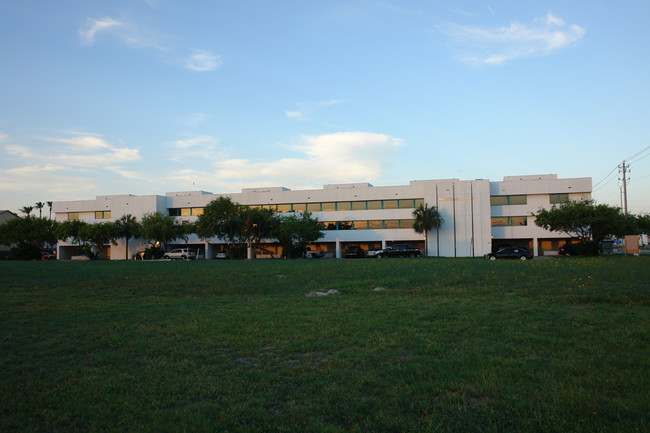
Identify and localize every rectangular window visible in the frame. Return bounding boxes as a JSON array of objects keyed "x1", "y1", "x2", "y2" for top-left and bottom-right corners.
[
  {"x1": 337, "y1": 202, "x2": 352, "y2": 211},
  {"x1": 322, "y1": 202, "x2": 336, "y2": 211},
  {"x1": 306, "y1": 203, "x2": 321, "y2": 212},
  {"x1": 510, "y1": 216, "x2": 528, "y2": 226},
  {"x1": 491, "y1": 217, "x2": 509, "y2": 226},
  {"x1": 95, "y1": 211, "x2": 111, "y2": 219},
  {"x1": 293, "y1": 203, "x2": 306, "y2": 212},
  {"x1": 491, "y1": 195, "x2": 527, "y2": 205},
  {"x1": 367, "y1": 200, "x2": 382, "y2": 210},
  {"x1": 338, "y1": 221, "x2": 353, "y2": 230},
  {"x1": 384, "y1": 220, "x2": 399, "y2": 229},
  {"x1": 68, "y1": 212, "x2": 79, "y2": 220},
  {"x1": 277, "y1": 204, "x2": 291, "y2": 213},
  {"x1": 508, "y1": 195, "x2": 527, "y2": 205},
  {"x1": 397, "y1": 199, "x2": 412, "y2": 208},
  {"x1": 322, "y1": 222, "x2": 337, "y2": 230},
  {"x1": 415, "y1": 198, "x2": 424, "y2": 208},
  {"x1": 491, "y1": 216, "x2": 528, "y2": 226},
  {"x1": 383, "y1": 200, "x2": 398, "y2": 209},
  {"x1": 351, "y1": 201, "x2": 366, "y2": 210},
  {"x1": 399, "y1": 219, "x2": 415, "y2": 229},
  {"x1": 181, "y1": 208, "x2": 191, "y2": 216},
  {"x1": 169, "y1": 208, "x2": 181, "y2": 217},
  {"x1": 550, "y1": 193, "x2": 569, "y2": 204},
  {"x1": 353, "y1": 221, "x2": 368, "y2": 230},
  {"x1": 368, "y1": 220, "x2": 383, "y2": 229},
  {"x1": 191, "y1": 207, "x2": 204, "y2": 216}
]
